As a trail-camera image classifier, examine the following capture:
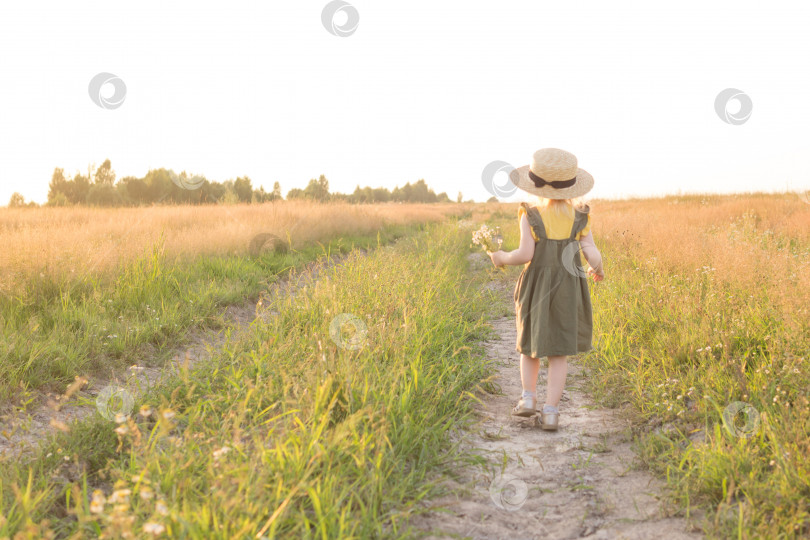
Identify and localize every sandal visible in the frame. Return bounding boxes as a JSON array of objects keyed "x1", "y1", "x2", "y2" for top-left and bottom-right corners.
[
  {"x1": 511, "y1": 396, "x2": 537, "y2": 417},
  {"x1": 540, "y1": 405, "x2": 559, "y2": 431}
]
